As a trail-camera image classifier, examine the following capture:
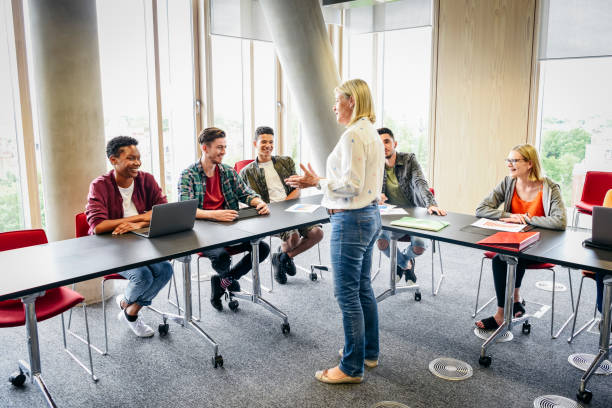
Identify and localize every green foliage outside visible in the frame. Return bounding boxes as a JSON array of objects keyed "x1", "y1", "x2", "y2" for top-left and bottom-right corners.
[
  {"x1": 383, "y1": 114, "x2": 429, "y2": 176},
  {"x1": 0, "y1": 172, "x2": 24, "y2": 233},
  {"x1": 539, "y1": 127, "x2": 591, "y2": 206}
]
